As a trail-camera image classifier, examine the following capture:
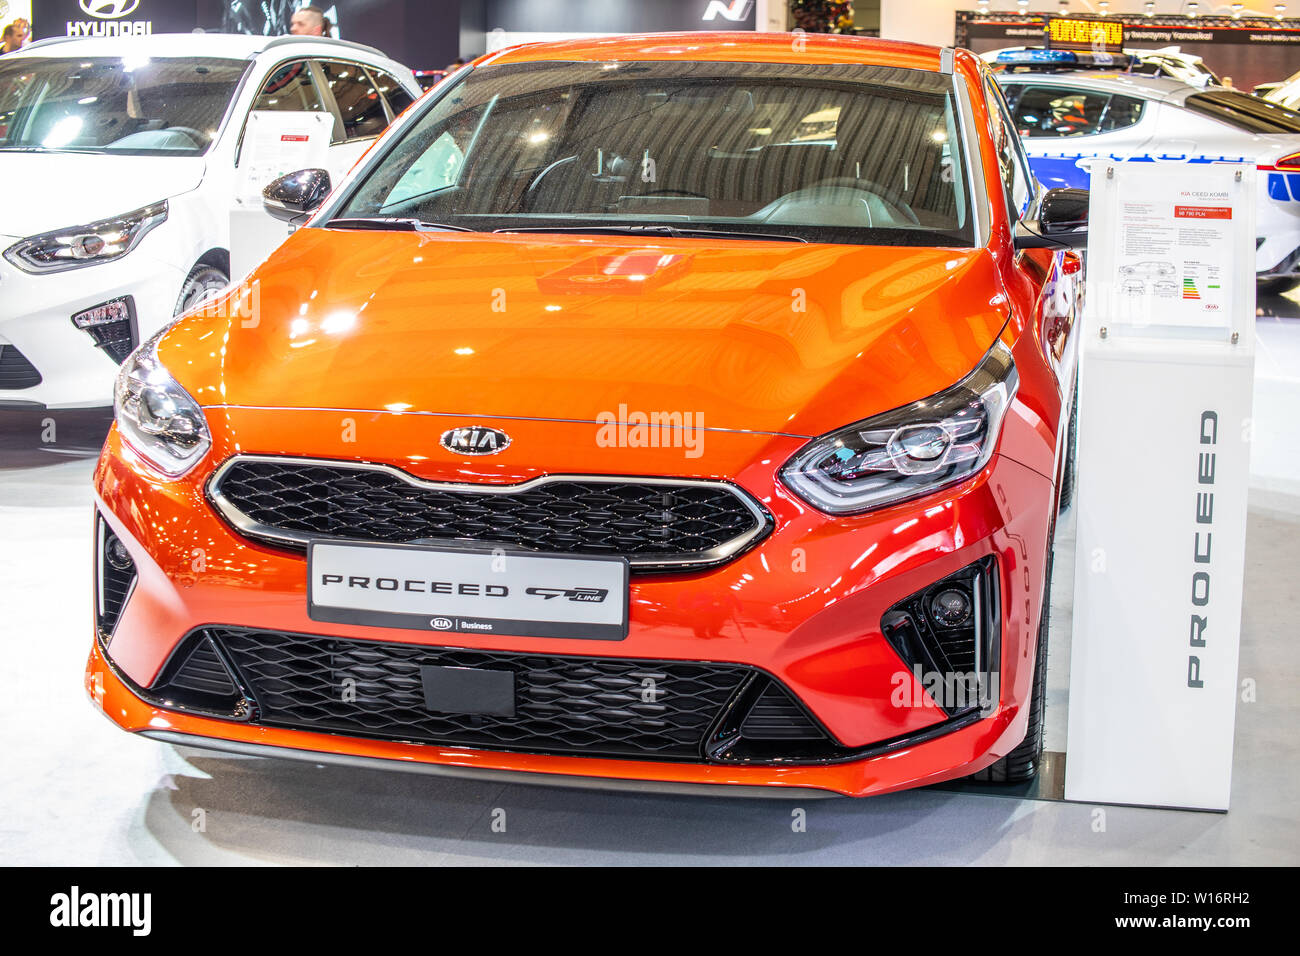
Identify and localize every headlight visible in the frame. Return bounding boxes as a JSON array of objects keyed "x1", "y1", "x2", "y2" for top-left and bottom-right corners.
[
  {"x1": 3, "y1": 201, "x2": 167, "y2": 274},
  {"x1": 114, "y1": 327, "x2": 210, "y2": 477},
  {"x1": 780, "y1": 340, "x2": 1019, "y2": 514}
]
